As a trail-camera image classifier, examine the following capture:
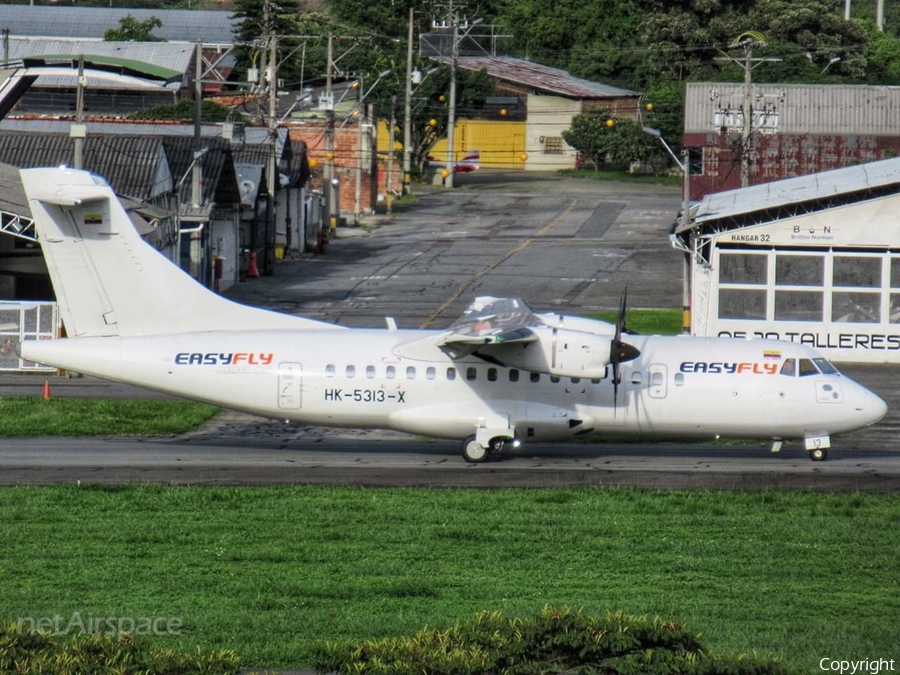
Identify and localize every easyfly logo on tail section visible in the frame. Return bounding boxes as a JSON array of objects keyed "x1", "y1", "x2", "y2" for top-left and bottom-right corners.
[
  {"x1": 174, "y1": 352, "x2": 274, "y2": 366},
  {"x1": 680, "y1": 361, "x2": 778, "y2": 375}
]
